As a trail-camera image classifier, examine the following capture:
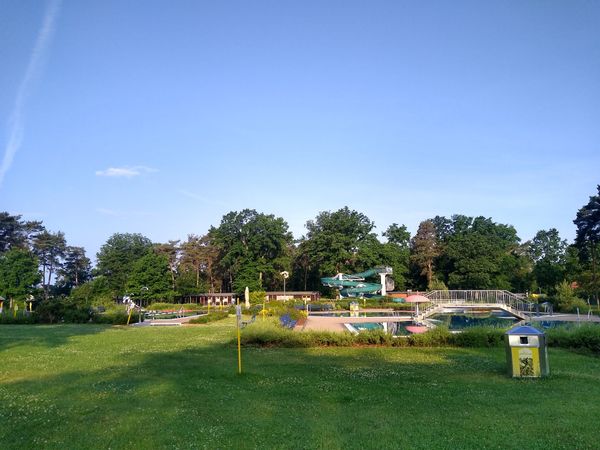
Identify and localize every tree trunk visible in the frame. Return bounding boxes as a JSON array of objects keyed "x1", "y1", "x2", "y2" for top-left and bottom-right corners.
[
  {"x1": 303, "y1": 266, "x2": 308, "y2": 291},
  {"x1": 48, "y1": 261, "x2": 54, "y2": 295},
  {"x1": 426, "y1": 260, "x2": 433, "y2": 287},
  {"x1": 42, "y1": 261, "x2": 49, "y2": 300},
  {"x1": 592, "y1": 242, "x2": 598, "y2": 302}
]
